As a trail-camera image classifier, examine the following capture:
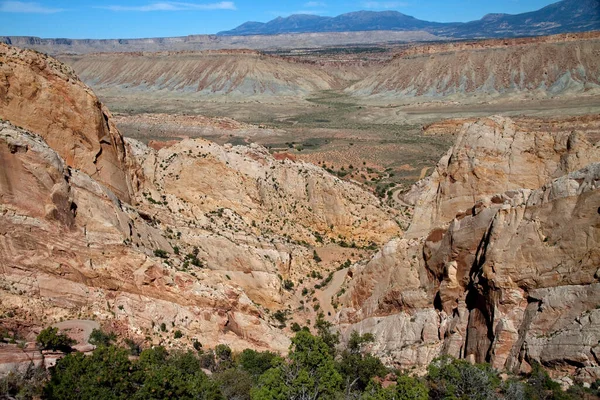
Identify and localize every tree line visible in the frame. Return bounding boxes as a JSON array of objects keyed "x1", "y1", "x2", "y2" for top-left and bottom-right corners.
[{"x1": 1, "y1": 317, "x2": 598, "y2": 400}]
